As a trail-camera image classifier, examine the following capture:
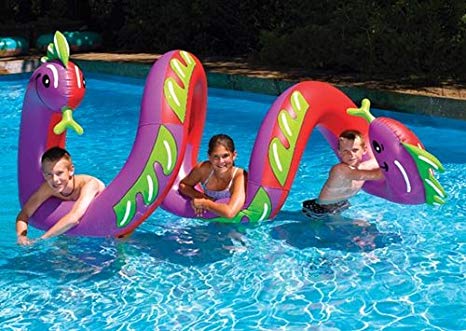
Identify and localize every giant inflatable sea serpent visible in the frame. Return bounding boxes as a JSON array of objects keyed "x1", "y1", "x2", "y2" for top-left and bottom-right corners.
[
  {"x1": 18, "y1": 31, "x2": 207, "y2": 237},
  {"x1": 162, "y1": 82, "x2": 446, "y2": 223},
  {"x1": 18, "y1": 32, "x2": 446, "y2": 236}
]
